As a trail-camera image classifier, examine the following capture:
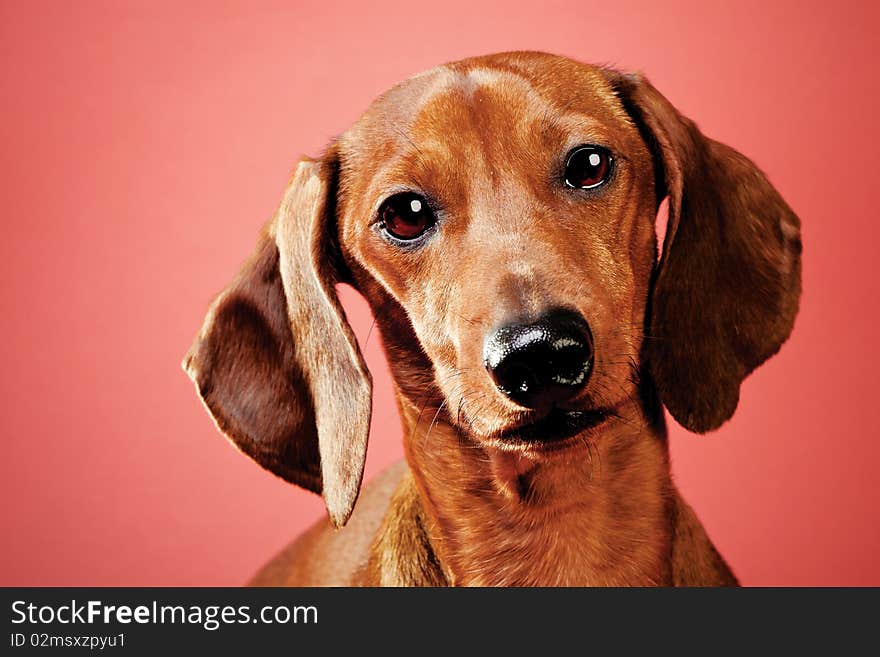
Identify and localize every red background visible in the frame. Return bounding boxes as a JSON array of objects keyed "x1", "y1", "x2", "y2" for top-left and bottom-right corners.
[{"x1": 2, "y1": 0, "x2": 878, "y2": 586}]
